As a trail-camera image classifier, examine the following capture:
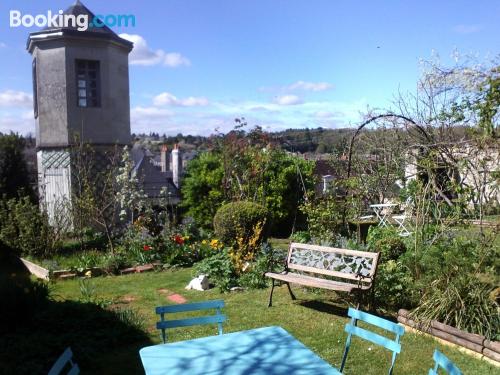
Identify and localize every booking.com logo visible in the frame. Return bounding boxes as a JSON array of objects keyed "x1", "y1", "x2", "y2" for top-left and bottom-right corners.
[{"x1": 9, "y1": 10, "x2": 135, "y2": 31}]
